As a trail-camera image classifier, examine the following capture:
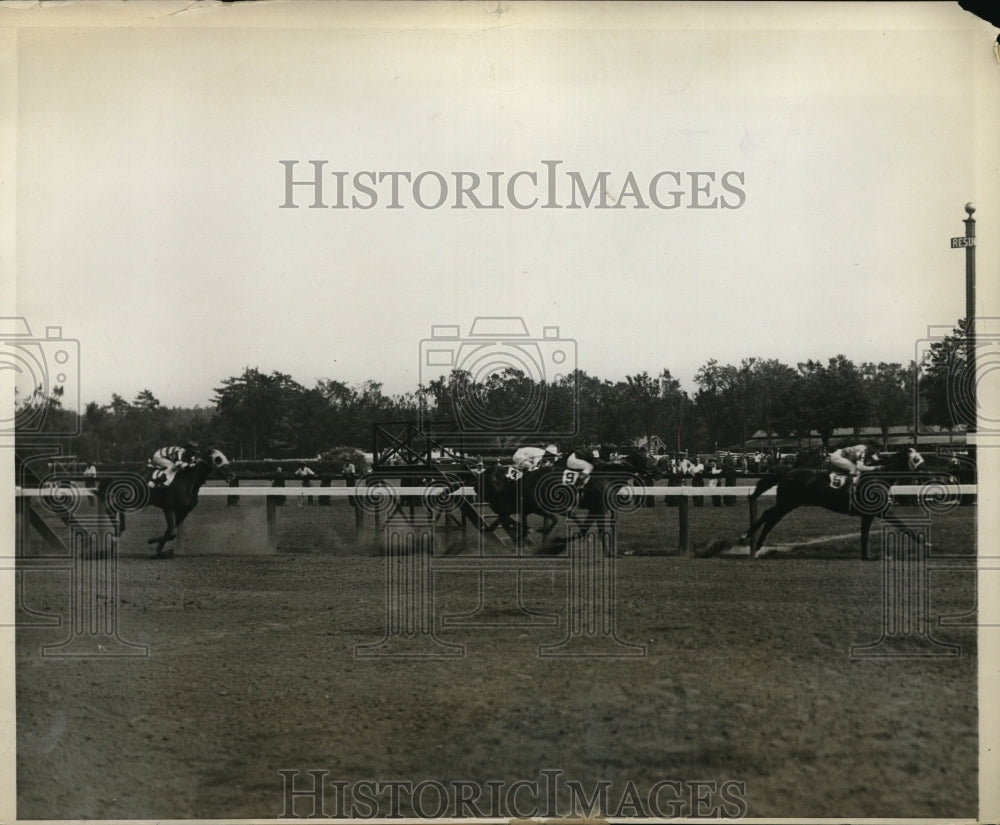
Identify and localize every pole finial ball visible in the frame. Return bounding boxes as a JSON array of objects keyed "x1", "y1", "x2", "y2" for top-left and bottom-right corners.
[{"x1": 965, "y1": 202, "x2": 975, "y2": 215}]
